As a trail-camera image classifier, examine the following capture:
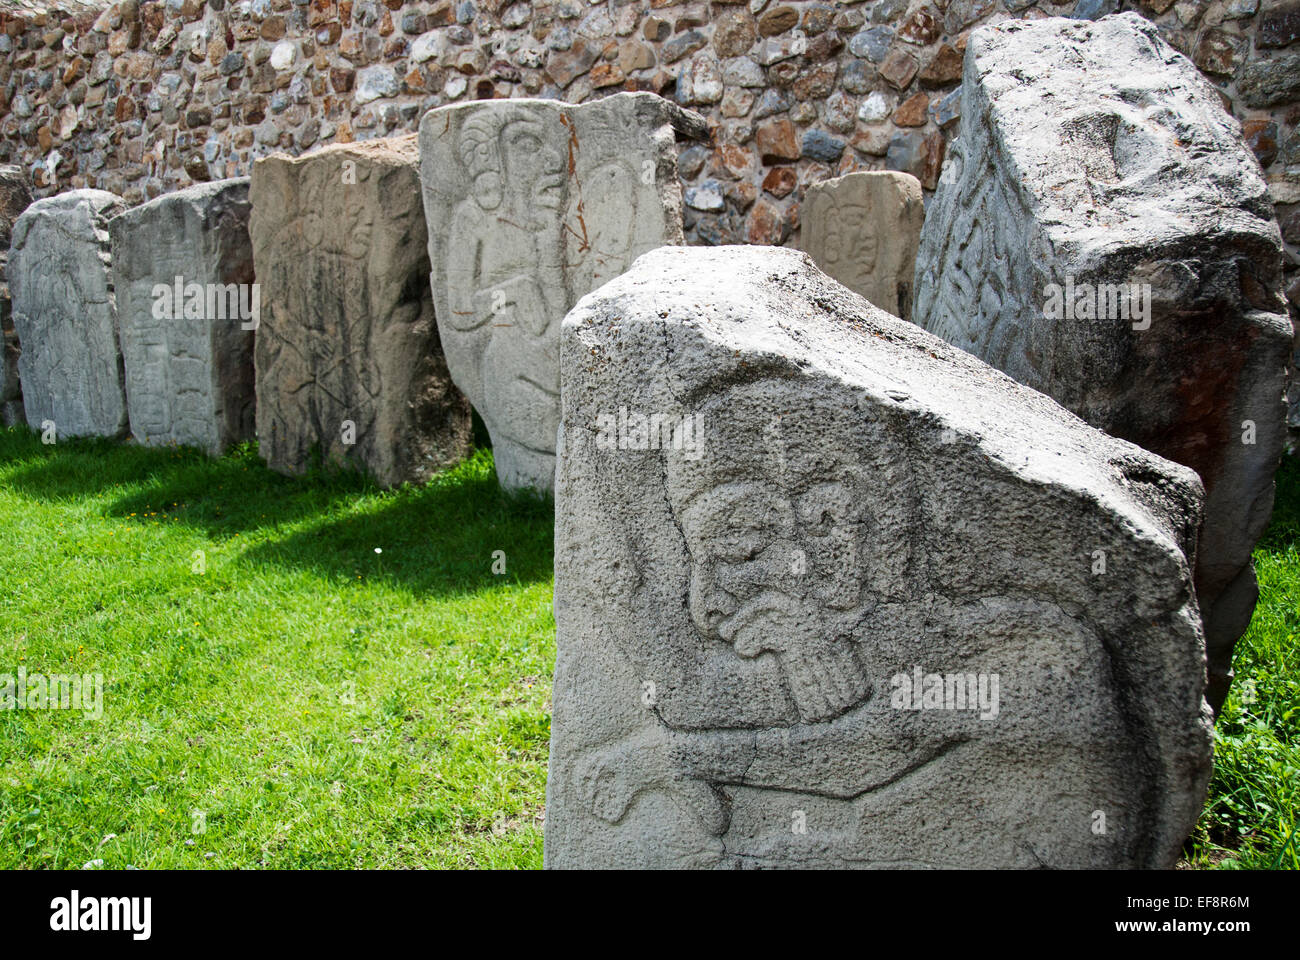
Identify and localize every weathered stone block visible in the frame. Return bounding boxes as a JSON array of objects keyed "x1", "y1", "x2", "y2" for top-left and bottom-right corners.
[
  {"x1": 10, "y1": 189, "x2": 129, "y2": 439},
  {"x1": 546, "y1": 245, "x2": 1212, "y2": 869},
  {"x1": 0, "y1": 165, "x2": 34, "y2": 427},
  {"x1": 249, "y1": 136, "x2": 472, "y2": 487},
  {"x1": 801, "y1": 171, "x2": 924, "y2": 321},
  {"x1": 913, "y1": 13, "x2": 1293, "y2": 712},
  {"x1": 418, "y1": 92, "x2": 703, "y2": 492},
  {"x1": 109, "y1": 178, "x2": 256, "y2": 456}
]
